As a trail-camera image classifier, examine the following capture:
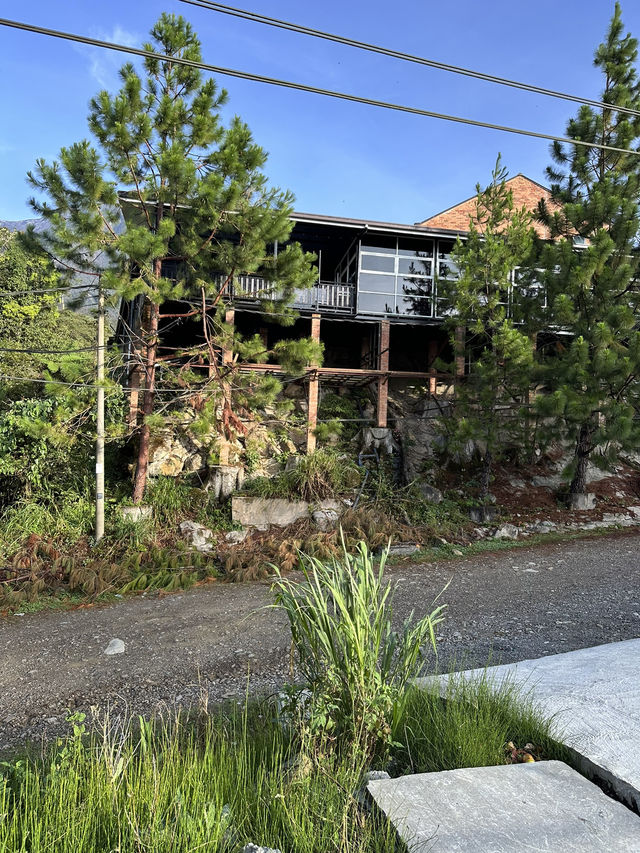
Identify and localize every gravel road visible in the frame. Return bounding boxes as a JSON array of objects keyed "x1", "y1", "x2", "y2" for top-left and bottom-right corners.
[{"x1": 2, "y1": 529, "x2": 640, "y2": 752}]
